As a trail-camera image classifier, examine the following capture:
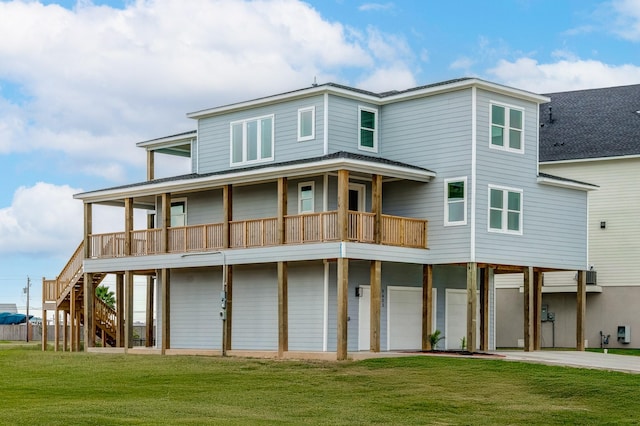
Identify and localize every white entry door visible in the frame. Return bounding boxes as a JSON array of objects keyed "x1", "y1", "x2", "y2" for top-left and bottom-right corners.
[
  {"x1": 445, "y1": 289, "x2": 479, "y2": 350},
  {"x1": 387, "y1": 286, "x2": 423, "y2": 350},
  {"x1": 358, "y1": 286, "x2": 370, "y2": 350}
]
